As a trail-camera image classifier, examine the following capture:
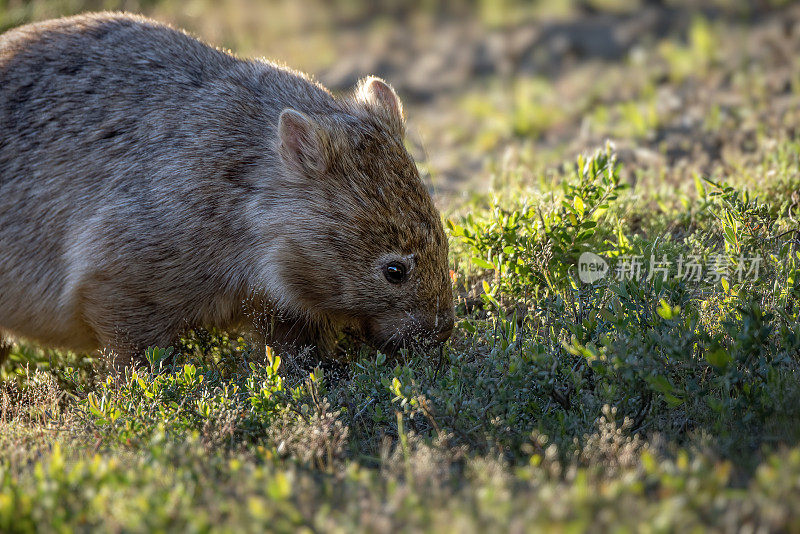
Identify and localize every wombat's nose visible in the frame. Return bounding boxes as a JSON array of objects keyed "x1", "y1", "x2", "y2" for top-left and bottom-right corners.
[
  {"x1": 434, "y1": 316, "x2": 454, "y2": 343},
  {"x1": 435, "y1": 326, "x2": 453, "y2": 343}
]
